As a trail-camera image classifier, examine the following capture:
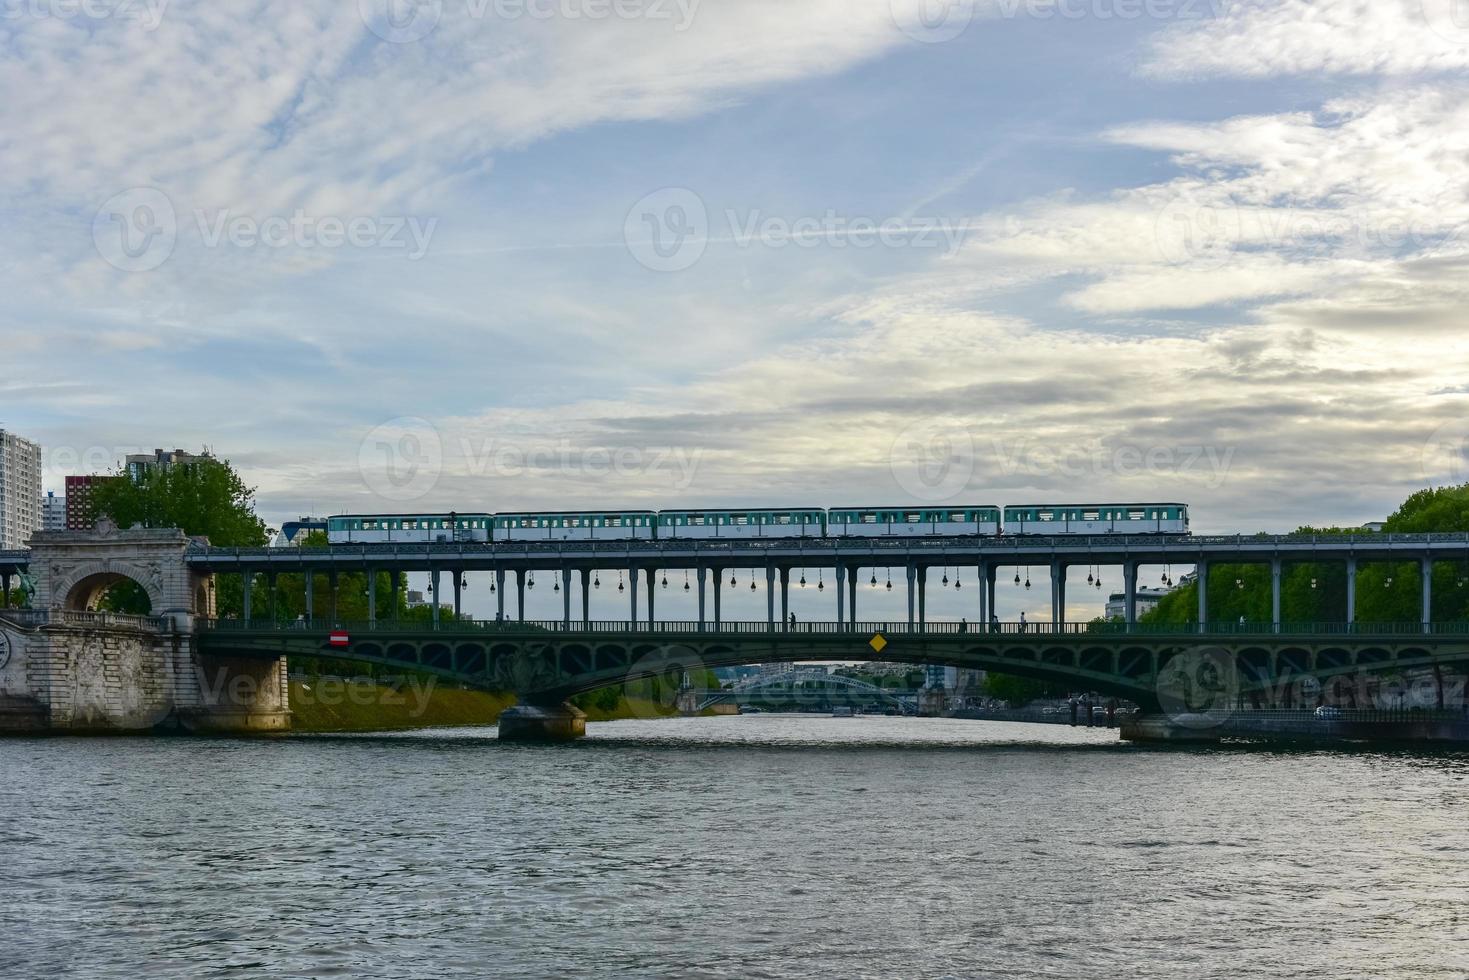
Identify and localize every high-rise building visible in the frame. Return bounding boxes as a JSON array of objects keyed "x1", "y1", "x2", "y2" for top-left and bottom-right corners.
[
  {"x1": 65, "y1": 474, "x2": 119, "y2": 531},
  {"x1": 125, "y1": 448, "x2": 204, "y2": 481},
  {"x1": 1104, "y1": 587, "x2": 1171, "y2": 620},
  {"x1": 0, "y1": 430, "x2": 43, "y2": 549},
  {"x1": 41, "y1": 490, "x2": 66, "y2": 531}
]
